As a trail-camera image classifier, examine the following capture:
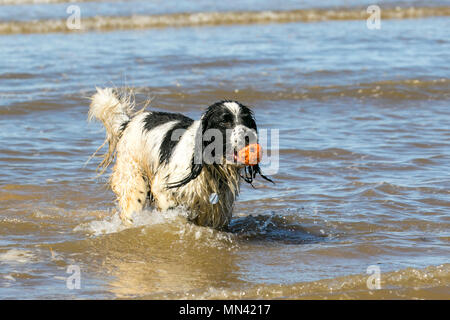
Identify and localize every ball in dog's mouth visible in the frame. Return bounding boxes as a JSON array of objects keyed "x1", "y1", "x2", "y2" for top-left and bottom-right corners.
[{"x1": 235, "y1": 143, "x2": 262, "y2": 166}]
